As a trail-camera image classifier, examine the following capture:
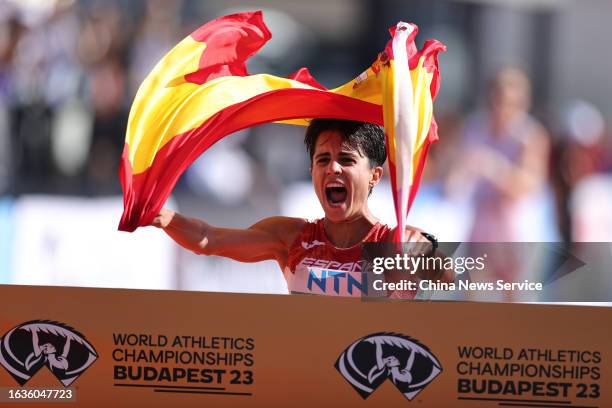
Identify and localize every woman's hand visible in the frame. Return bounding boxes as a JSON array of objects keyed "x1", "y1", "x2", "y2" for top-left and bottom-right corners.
[
  {"x1": 151, "y1": 208, "x2": 175, "y2": 229},
  {"x1": 404, "y1": 226, "x2": 436, "y2": 257}
]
